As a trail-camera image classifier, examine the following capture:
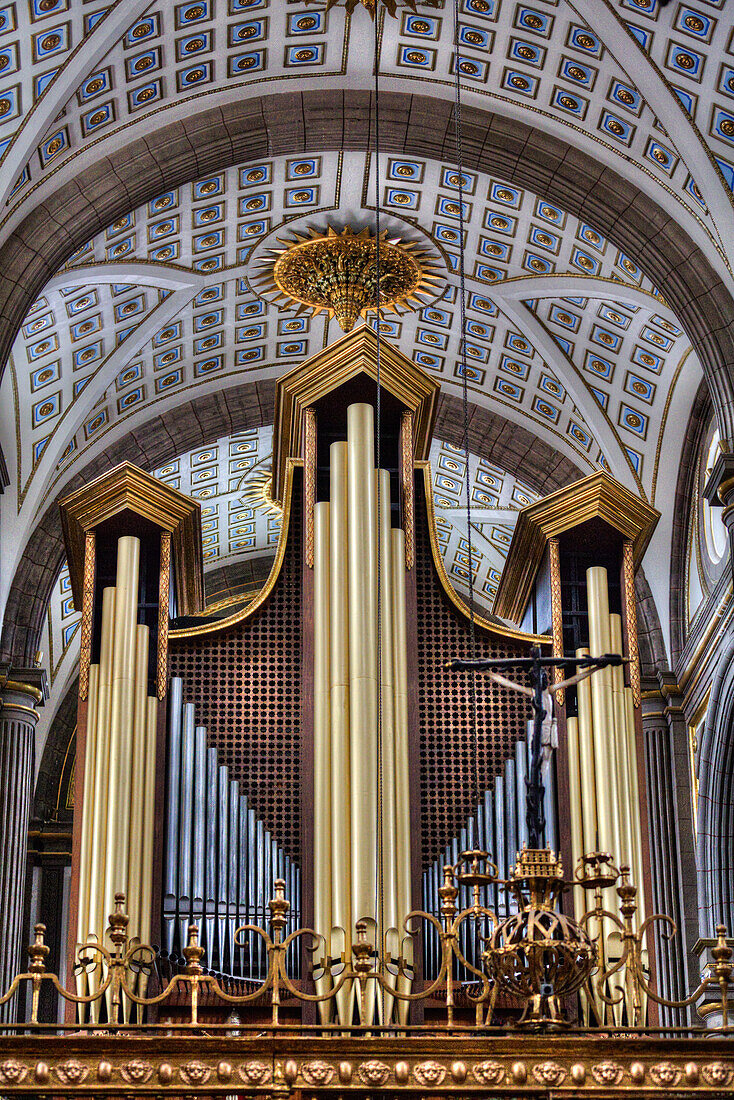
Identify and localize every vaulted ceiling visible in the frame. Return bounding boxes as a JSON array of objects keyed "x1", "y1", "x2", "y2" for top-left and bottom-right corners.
[{"x1": 1, "y1": 0, "x2": 732, "y2": 727}]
